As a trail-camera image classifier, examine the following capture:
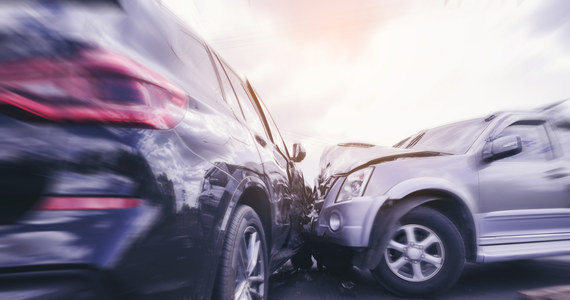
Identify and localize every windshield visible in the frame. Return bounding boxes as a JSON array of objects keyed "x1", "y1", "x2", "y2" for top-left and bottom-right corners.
[{"x1": 395, "y1": 118, "x2": 490, "y2": 154}]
